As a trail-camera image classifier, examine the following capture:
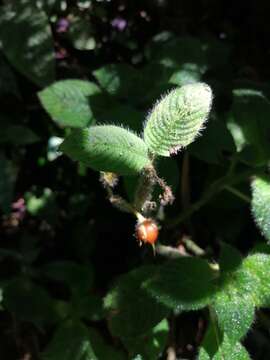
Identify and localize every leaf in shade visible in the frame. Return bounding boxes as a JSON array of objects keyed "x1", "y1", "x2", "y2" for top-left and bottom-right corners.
[{"x1": 0, "y1": 2, "x2": 55, "y2": 86}]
